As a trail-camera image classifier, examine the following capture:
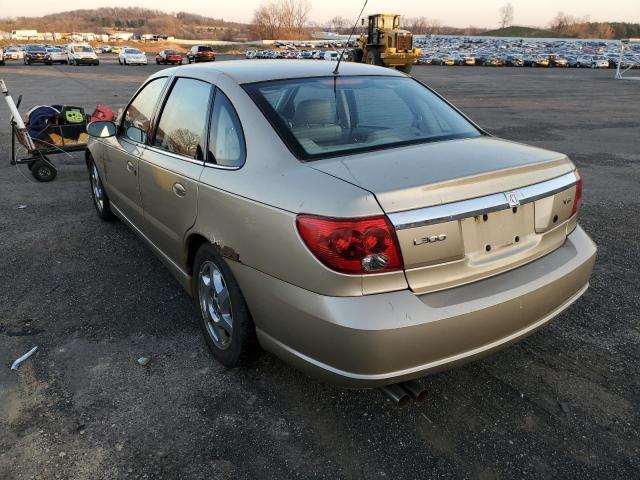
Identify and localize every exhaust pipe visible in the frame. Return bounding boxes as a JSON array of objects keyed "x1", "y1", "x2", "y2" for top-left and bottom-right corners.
[
  {"x1": 379, "y1": 380, "x2": 427, "y2": 404},
  {"x1": 380, "y1": 384, "x2": 410, "y2": 405},
  {"x1": 399, "y1": 380, "x2": 428, "y2": 401}
]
